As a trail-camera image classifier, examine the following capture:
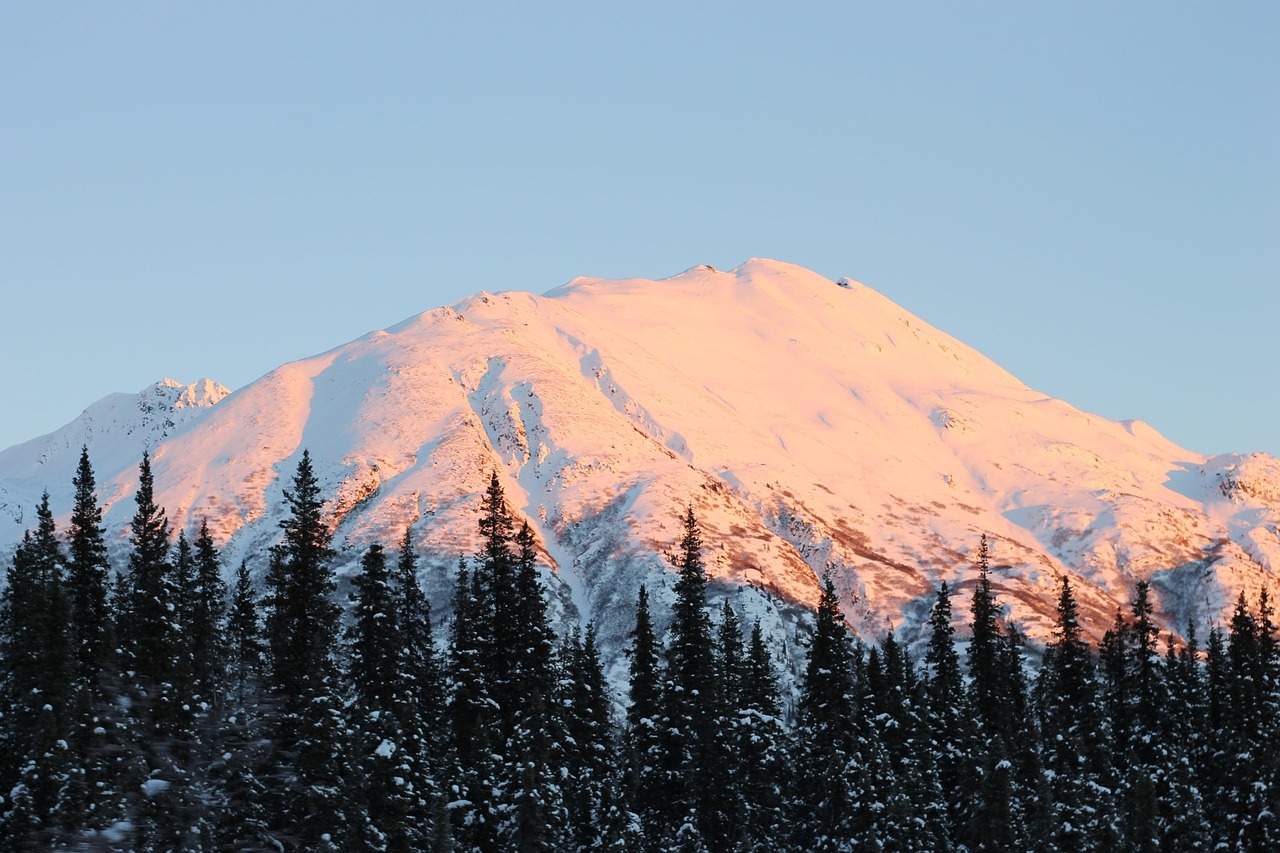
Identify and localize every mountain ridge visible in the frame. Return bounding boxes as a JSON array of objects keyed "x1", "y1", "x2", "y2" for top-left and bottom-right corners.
[{"x1": 2, "y1": 259, "x2": 1276, "y2": 678}]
